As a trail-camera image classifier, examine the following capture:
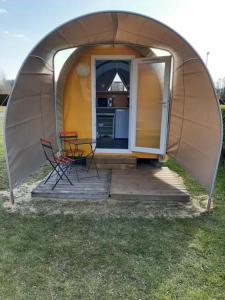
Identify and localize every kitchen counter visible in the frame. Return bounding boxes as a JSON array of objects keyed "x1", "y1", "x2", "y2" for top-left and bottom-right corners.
[
  {"x1": 96, "y1": 107, "x2": 129, "y2": 113},
  {"x1": 96, "y1": 108, "x2": 129, "y2": 139}
]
